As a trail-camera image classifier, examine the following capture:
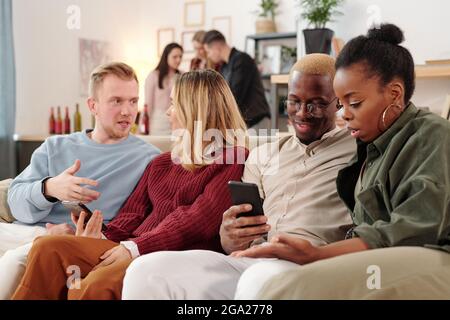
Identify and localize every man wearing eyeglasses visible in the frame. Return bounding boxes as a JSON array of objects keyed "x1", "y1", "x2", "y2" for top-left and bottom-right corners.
[{"x1": 121, "y1": 54, "x2": 357, "y2": 300}]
